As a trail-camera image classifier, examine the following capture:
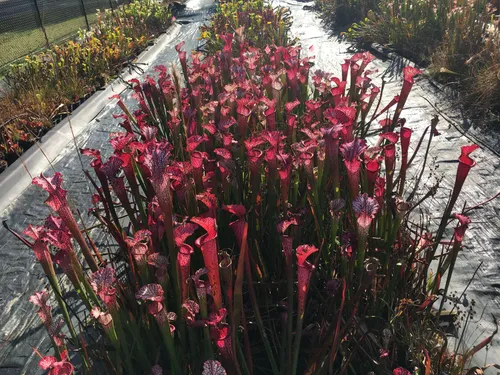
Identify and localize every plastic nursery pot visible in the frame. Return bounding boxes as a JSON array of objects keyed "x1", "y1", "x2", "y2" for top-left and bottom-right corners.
[
  {"x1": 4, "y1": 152, "x2": 20, "y2": 166},
  {"x1": 18, "y1": 140, "x2": 34, "y2": 152},
  {"x1": 96, "y1": 76, "x2": 107, "y2": 89},
  {"x1": 51, "y1": 113, "x2": 68, "y2": 126},
  {"x1": 68, "y1": 102, "x2": 78, "y2": 112}
]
